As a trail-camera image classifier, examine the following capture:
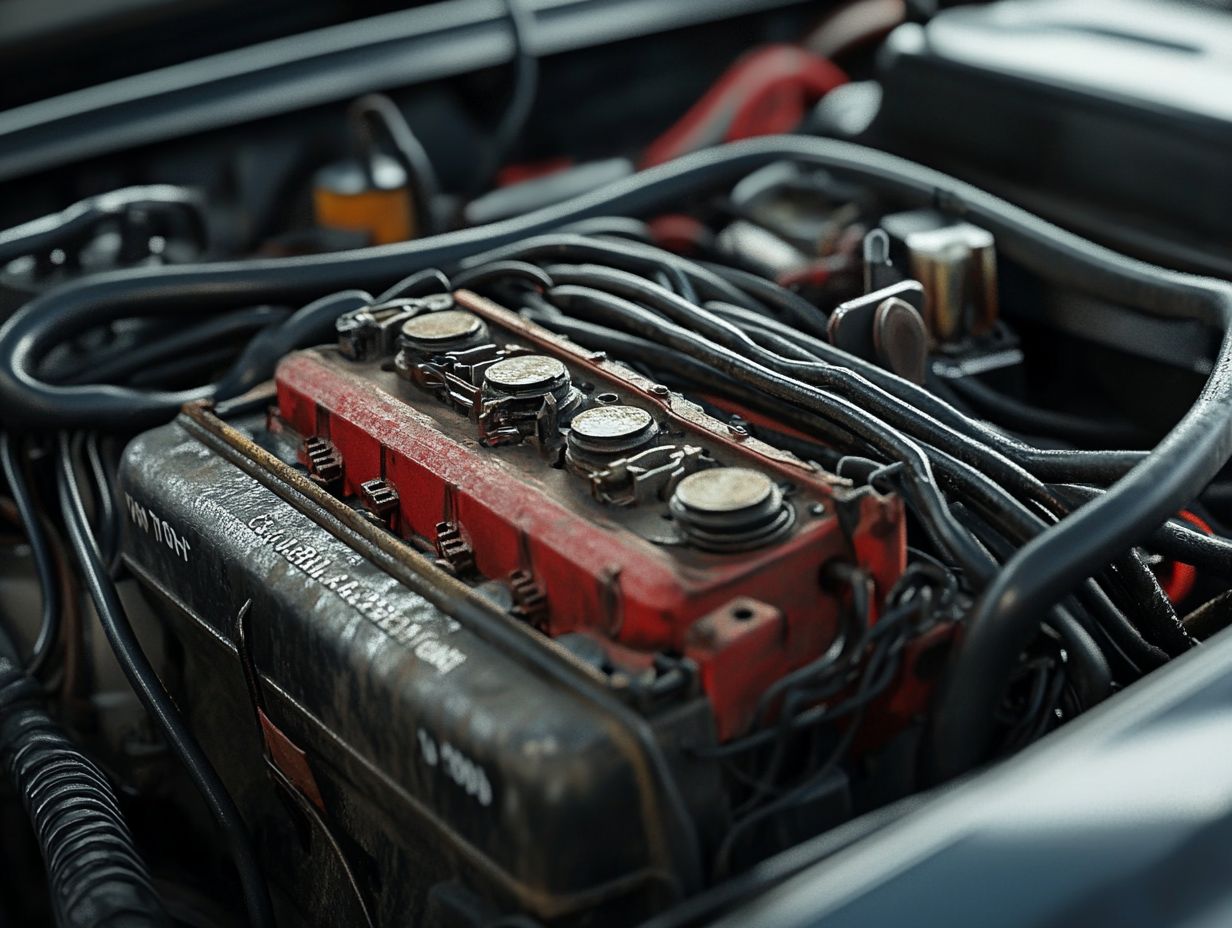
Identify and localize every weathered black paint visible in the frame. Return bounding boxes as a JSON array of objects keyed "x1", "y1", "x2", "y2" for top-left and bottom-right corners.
[{"x1": 119, "y1": 416, "x2": 724, "y2": 927}]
